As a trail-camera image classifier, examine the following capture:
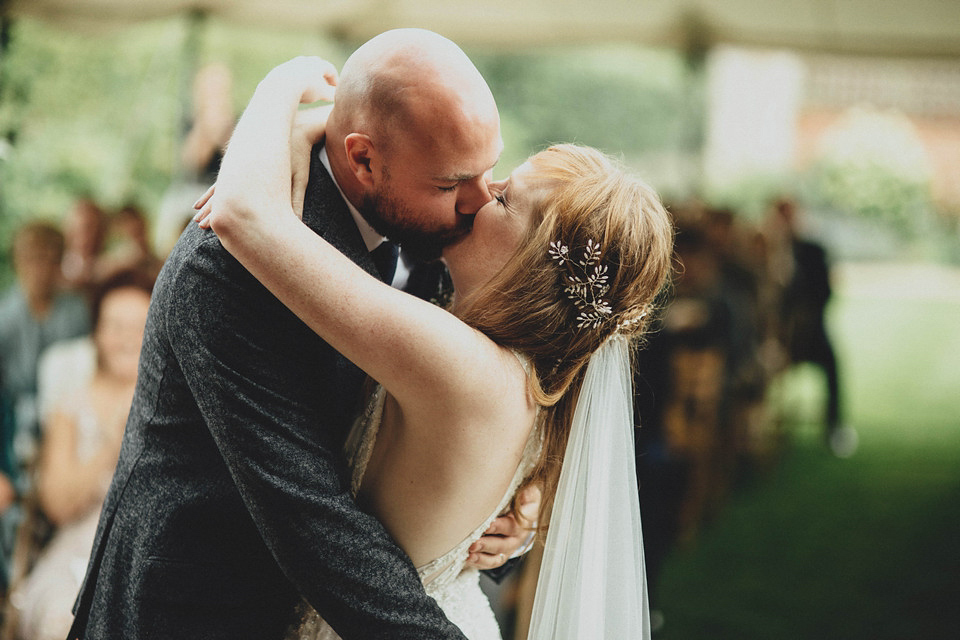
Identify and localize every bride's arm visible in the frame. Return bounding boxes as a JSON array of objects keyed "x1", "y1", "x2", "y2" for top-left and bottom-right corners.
[{"x1": 202, "y1": 59, "x2": 522, "y2": 423}]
